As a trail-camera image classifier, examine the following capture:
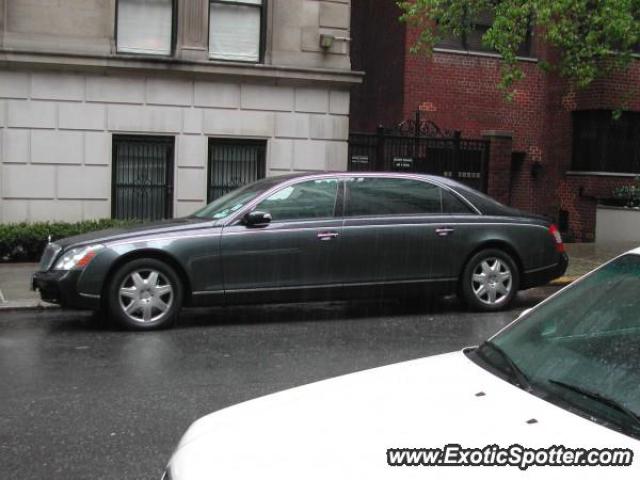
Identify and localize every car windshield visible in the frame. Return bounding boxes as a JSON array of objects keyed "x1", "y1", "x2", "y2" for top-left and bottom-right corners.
[
  {"x1": 477, "y1": 254, "x2": 640, "y2": 437},
  {"x1": 191, "y1": 178, "x2": 281, "y2": 220}
]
